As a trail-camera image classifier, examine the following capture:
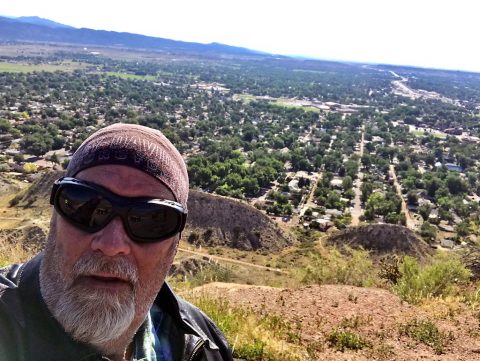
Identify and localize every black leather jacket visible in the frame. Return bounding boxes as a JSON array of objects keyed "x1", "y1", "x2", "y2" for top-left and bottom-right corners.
[{"x1": 0, "y1": 254, "x2": 233, "y2": 361}]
